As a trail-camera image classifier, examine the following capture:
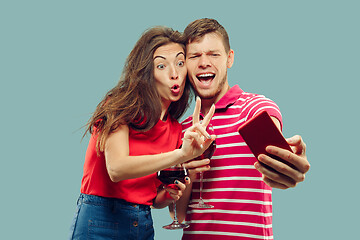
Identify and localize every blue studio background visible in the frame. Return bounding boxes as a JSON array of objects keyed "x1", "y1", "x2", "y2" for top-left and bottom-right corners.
[{"x1": 1, "y1": 0, "x2": 359, "y2": 239}]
